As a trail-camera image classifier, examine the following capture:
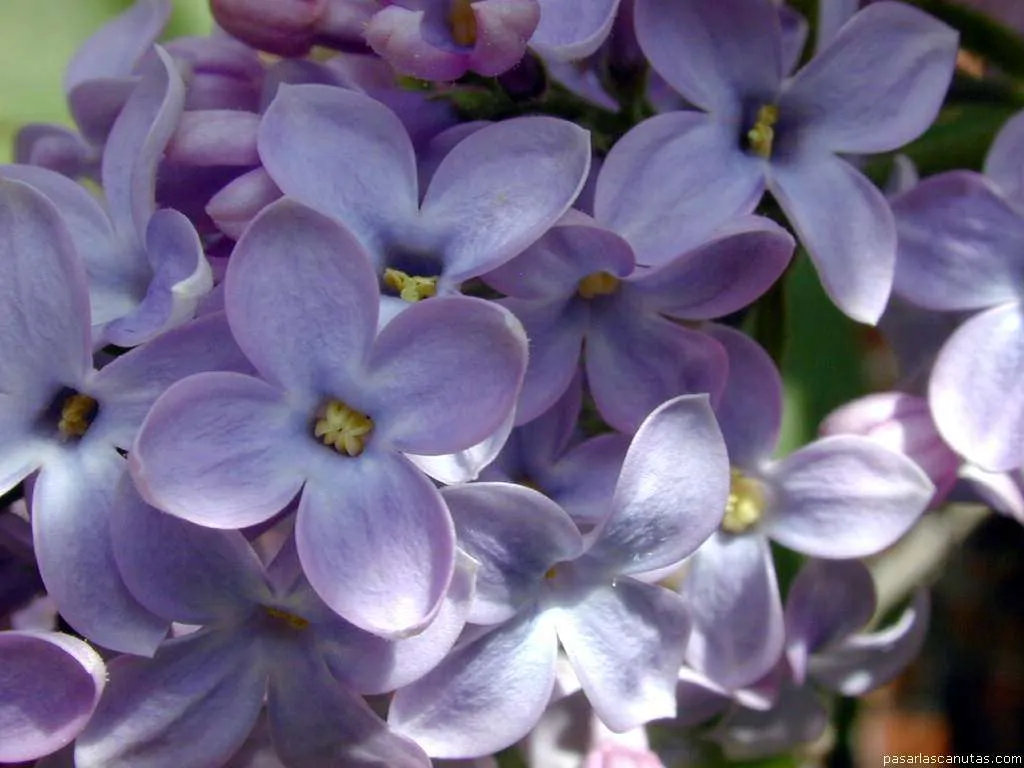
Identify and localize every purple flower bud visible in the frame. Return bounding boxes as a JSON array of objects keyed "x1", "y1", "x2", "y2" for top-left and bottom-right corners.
[{"x1": 211, "y1": 0, "x2": 333, "y2": 57}]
